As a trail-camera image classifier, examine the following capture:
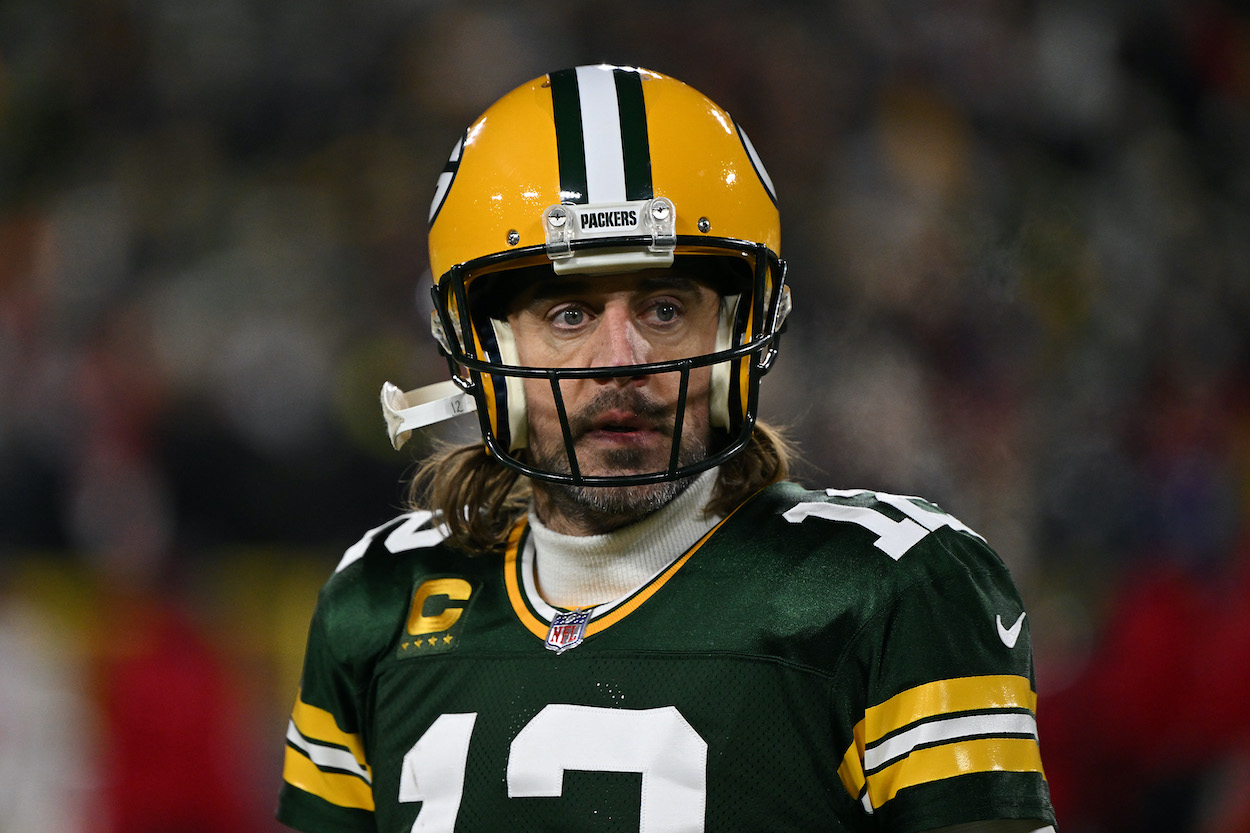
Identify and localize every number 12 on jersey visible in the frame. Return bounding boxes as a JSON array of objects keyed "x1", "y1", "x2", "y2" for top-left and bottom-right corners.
[
  {"x1": 400, "y1": 705, "x2": 707, "y2": 833},
  {"x1": 782, "y1": 489, "x2": 983, "y2": 560}
]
